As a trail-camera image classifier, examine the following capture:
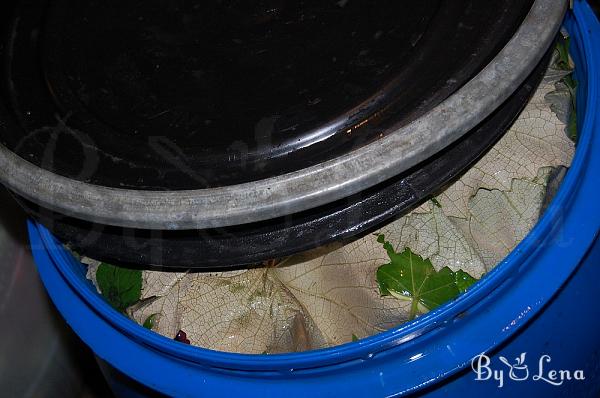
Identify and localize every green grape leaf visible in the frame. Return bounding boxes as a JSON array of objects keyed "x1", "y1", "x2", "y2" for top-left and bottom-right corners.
[
  {"x1": 555, "y1": 35, "x2": 572, "y2": 71},
  {"x1": 96, "y1": 262, "x2": 142, "y2": 313},
  {"x1": 454, "y1": 270, "x2": 478, "y2": 293},
  {"x1": 375, "y1": 235, "x2": 477, "y2": 319},
  {"x1": 143, "y1": 313, "x2": 159, "y2": 330},
  {"x1": 551, "y1": 35, "x2": 578, "y2": 143},
  {"x1": 430, "y1": 198, "x2": 442, "y2": 208}
]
